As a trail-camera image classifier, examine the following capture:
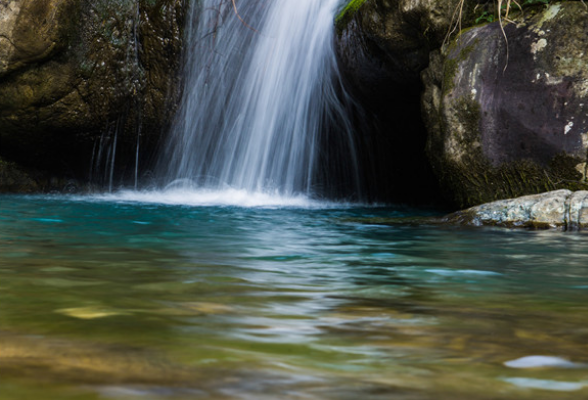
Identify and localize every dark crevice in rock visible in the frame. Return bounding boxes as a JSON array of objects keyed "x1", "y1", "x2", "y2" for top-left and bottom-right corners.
[
  {"x1": 337, "y1": 0, "x2": 588, "y2": 208},
  {"x1": 335, "y1": 0, "x2": 463, "y2": 205}
]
